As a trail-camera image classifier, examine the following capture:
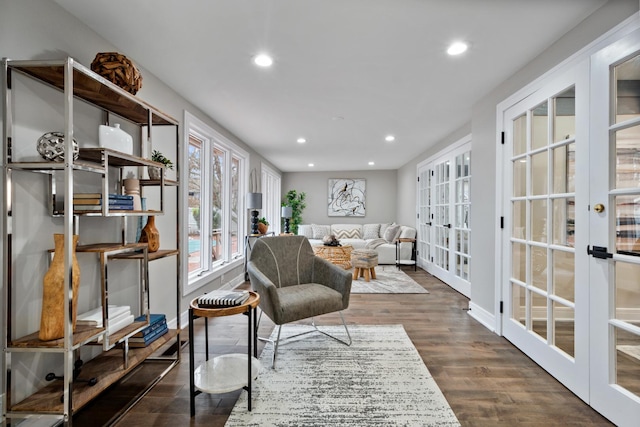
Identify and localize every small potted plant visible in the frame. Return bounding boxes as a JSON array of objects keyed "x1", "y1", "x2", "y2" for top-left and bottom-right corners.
[
  {"x1": 149, "y1": 149, "x2": 173, "y2": 180},
  {"x1": 257, "y1": 217, "x2": 269, "y2": 235}
]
